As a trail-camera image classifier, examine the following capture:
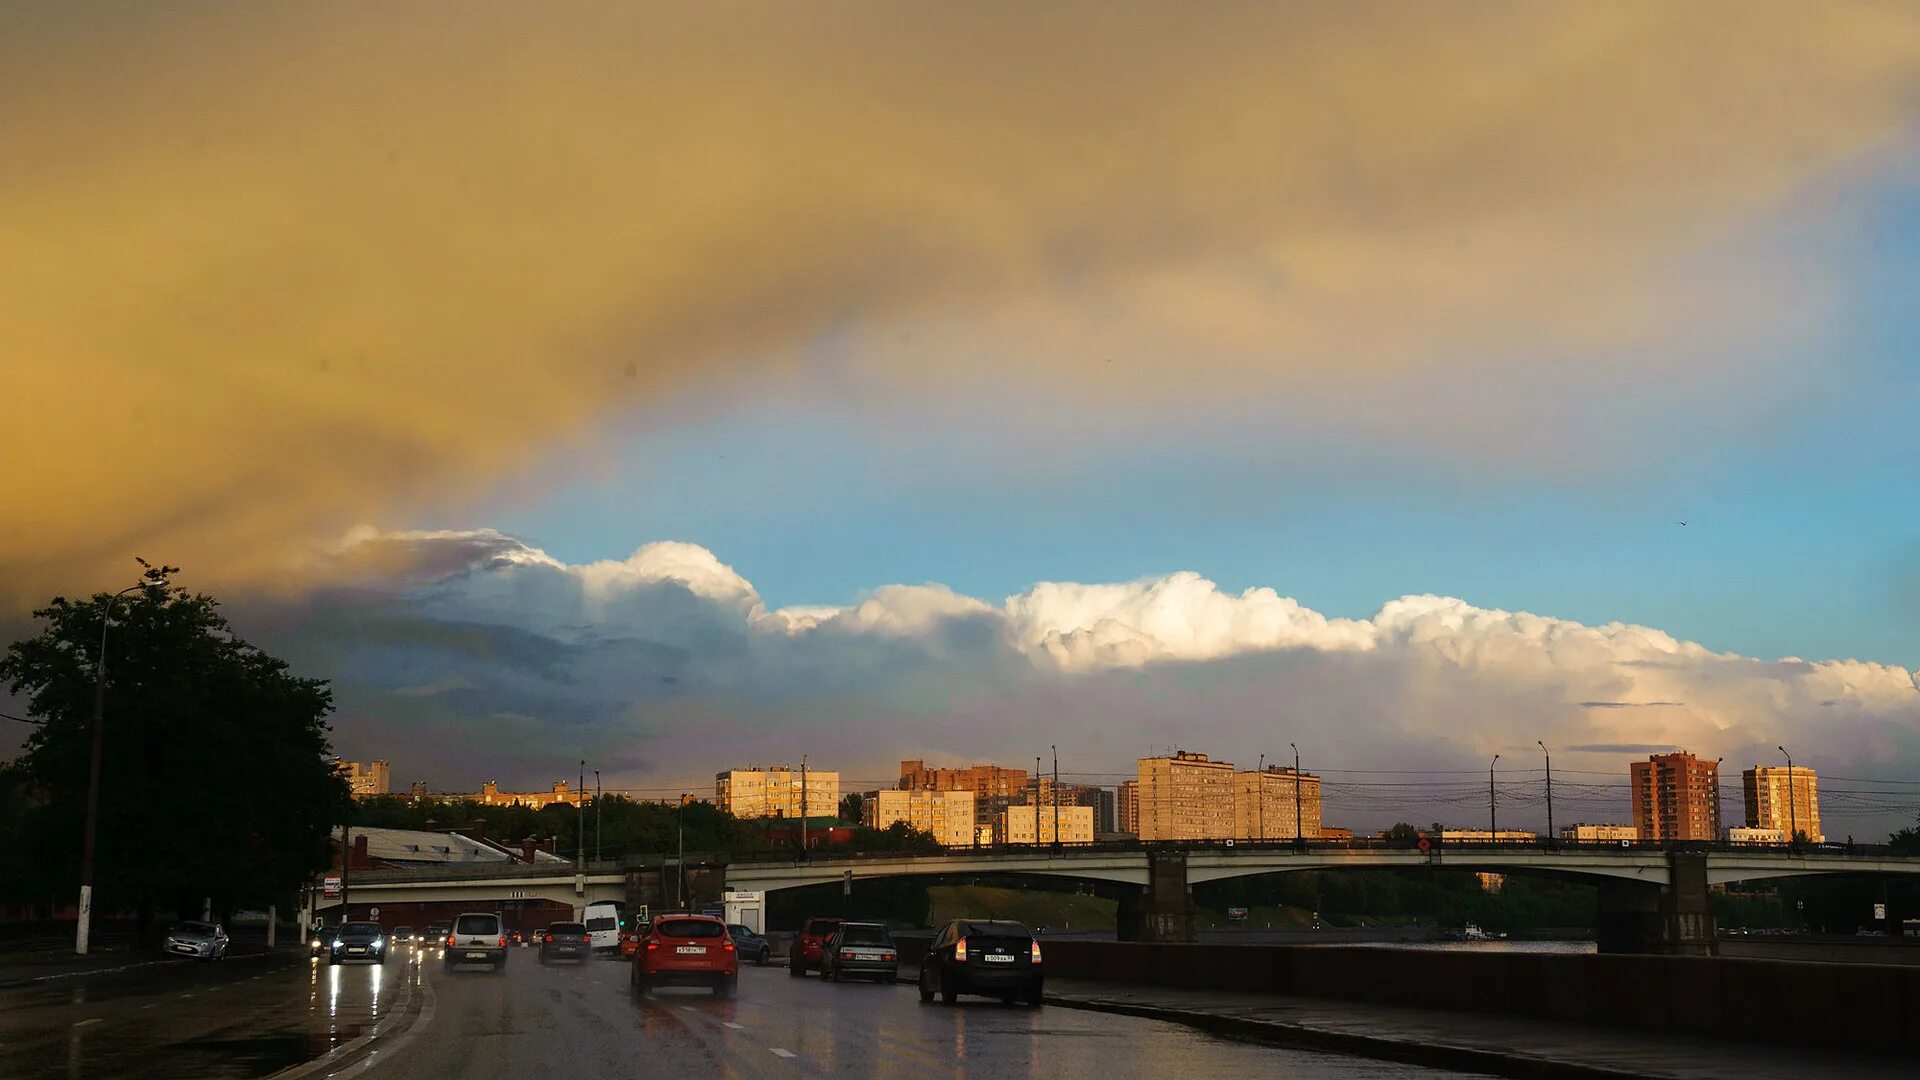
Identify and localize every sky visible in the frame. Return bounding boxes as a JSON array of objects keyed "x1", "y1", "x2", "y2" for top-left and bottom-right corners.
[{"x1": 2, "y1": 3, "x2": 1918, "y2": 836}]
